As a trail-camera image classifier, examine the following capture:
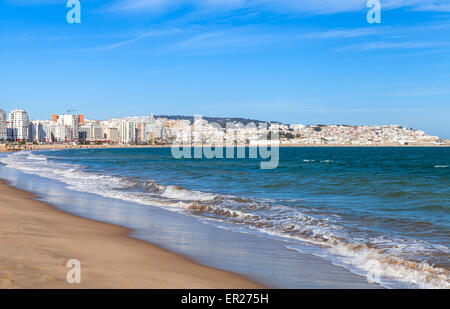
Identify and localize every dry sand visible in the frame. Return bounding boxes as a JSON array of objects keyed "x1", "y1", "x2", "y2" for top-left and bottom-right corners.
[{"x1": 0, "y1": 179, "x2": 263, "y2": 289}]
